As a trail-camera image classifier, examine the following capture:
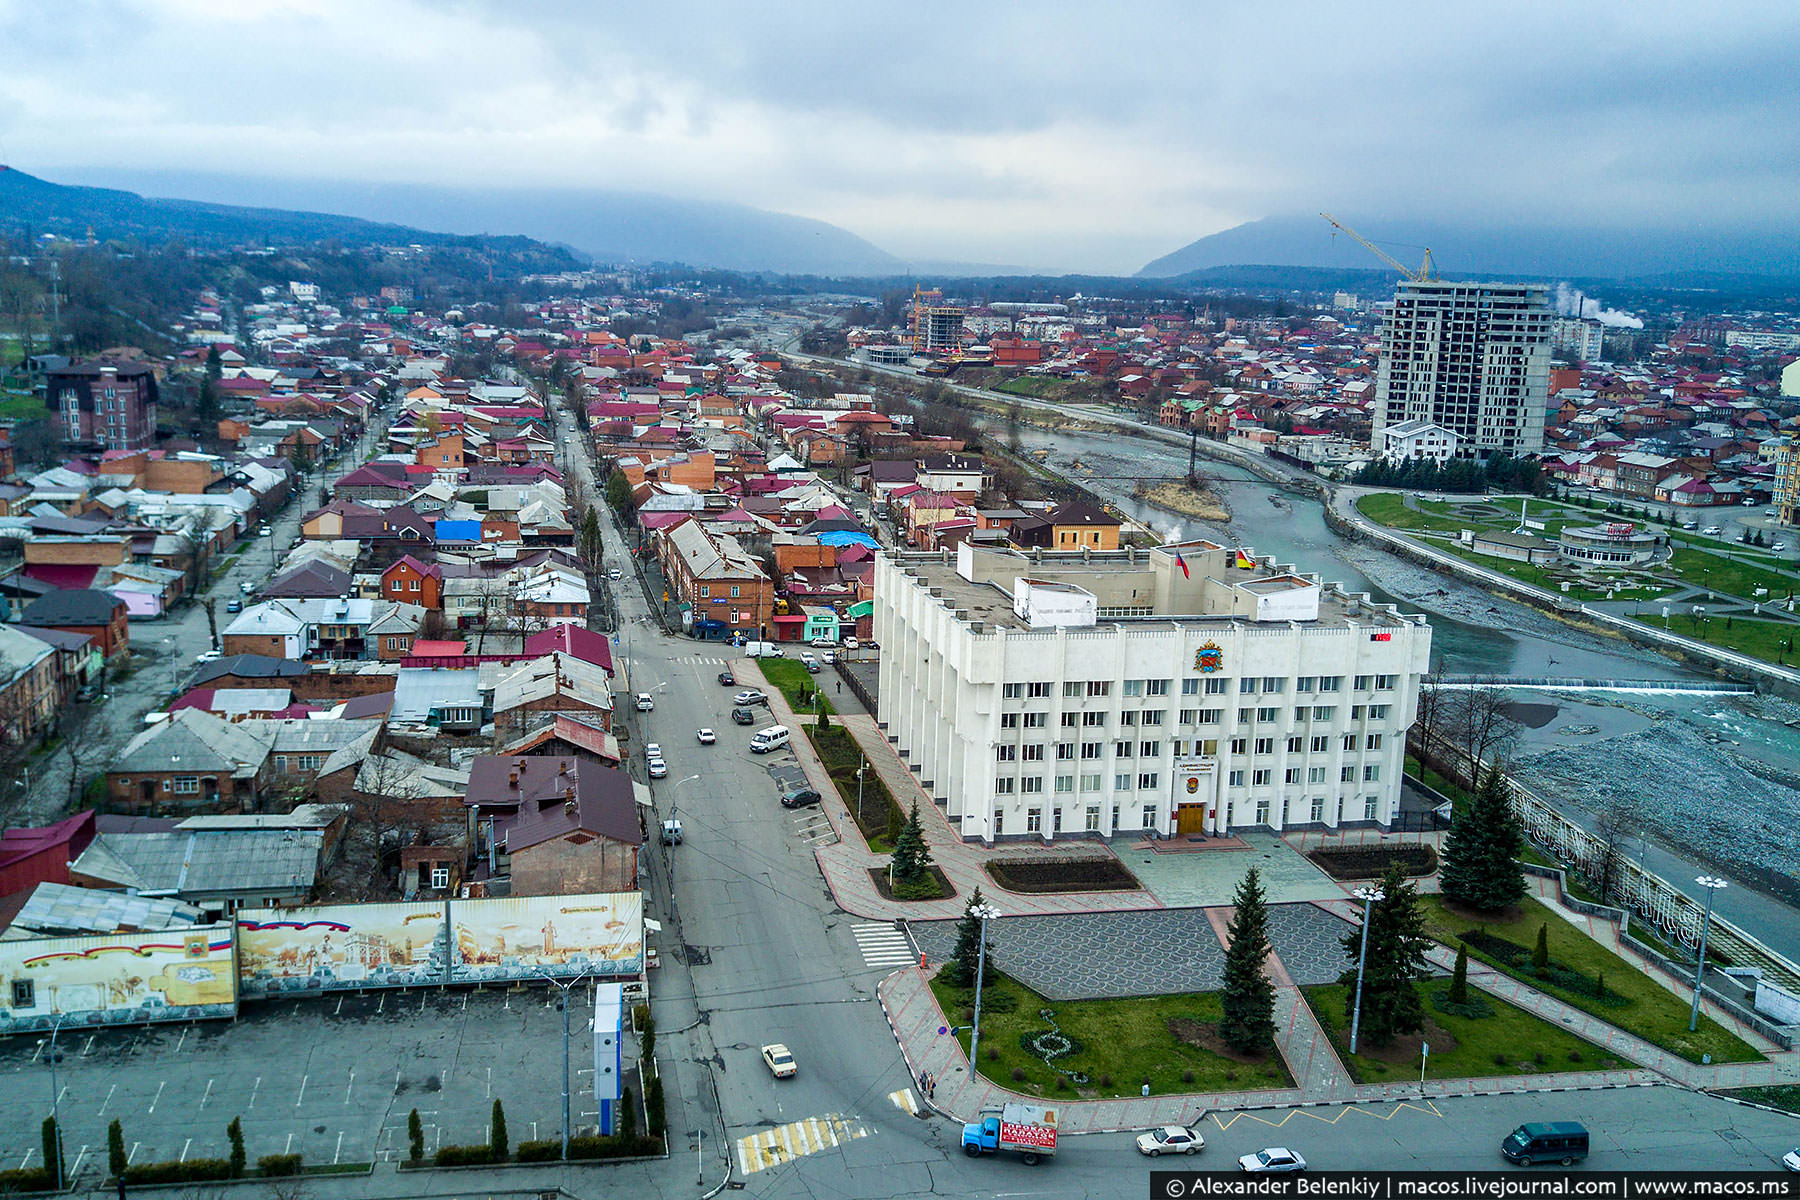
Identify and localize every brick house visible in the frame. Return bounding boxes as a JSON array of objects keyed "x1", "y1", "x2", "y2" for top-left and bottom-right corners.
[
  {"x1": 381, "y1": 555, "x2": 443, "y2": 610},
  {"x1": 106, "y1": 709, "x2": 273, "y2": 813},
  {"x1": 463, "y1": 756, "x2": 642, "y2": 897},
  {"x1": 46, "y1": 360, "x2": 159, "y2": 451},
  {"x1": 657, "y1": 516, "x2": 774, "y2": 638},
  {"x1": 0, "y1": 624, "x2": 60, "y2": 751},
  {"x1": 19, "y1": 589, "x2": 131, "y2": 659}
]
